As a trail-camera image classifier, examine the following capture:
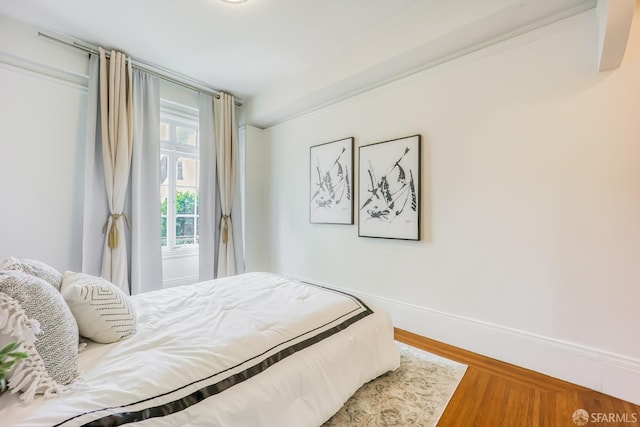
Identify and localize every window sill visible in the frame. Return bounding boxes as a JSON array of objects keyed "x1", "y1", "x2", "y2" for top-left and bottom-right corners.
[{"x1": 162, "y1": 246, "x2": 199, "y2": 260}]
